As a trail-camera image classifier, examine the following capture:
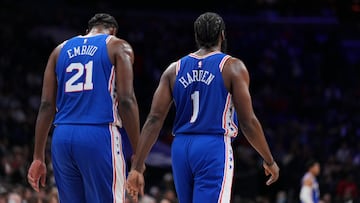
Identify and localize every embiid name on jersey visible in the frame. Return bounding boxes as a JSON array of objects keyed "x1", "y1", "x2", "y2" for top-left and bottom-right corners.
[{"x1": 67, "y1": 45, "x2": 98, "y2": 59}]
